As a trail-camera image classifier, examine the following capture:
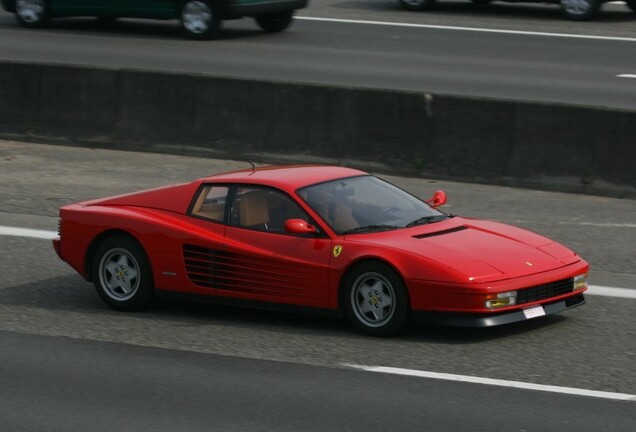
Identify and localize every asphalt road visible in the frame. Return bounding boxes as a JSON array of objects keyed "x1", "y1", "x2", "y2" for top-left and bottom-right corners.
[
  {"x1": 0, "y1": 141, "x2": 635, "y2": 430},
  {"x1": 2, "y1": 330, "x2": 635, "y2": 432},
  {"x1": 1, "y1": 2, "x2": 636, "y2": 109}
]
